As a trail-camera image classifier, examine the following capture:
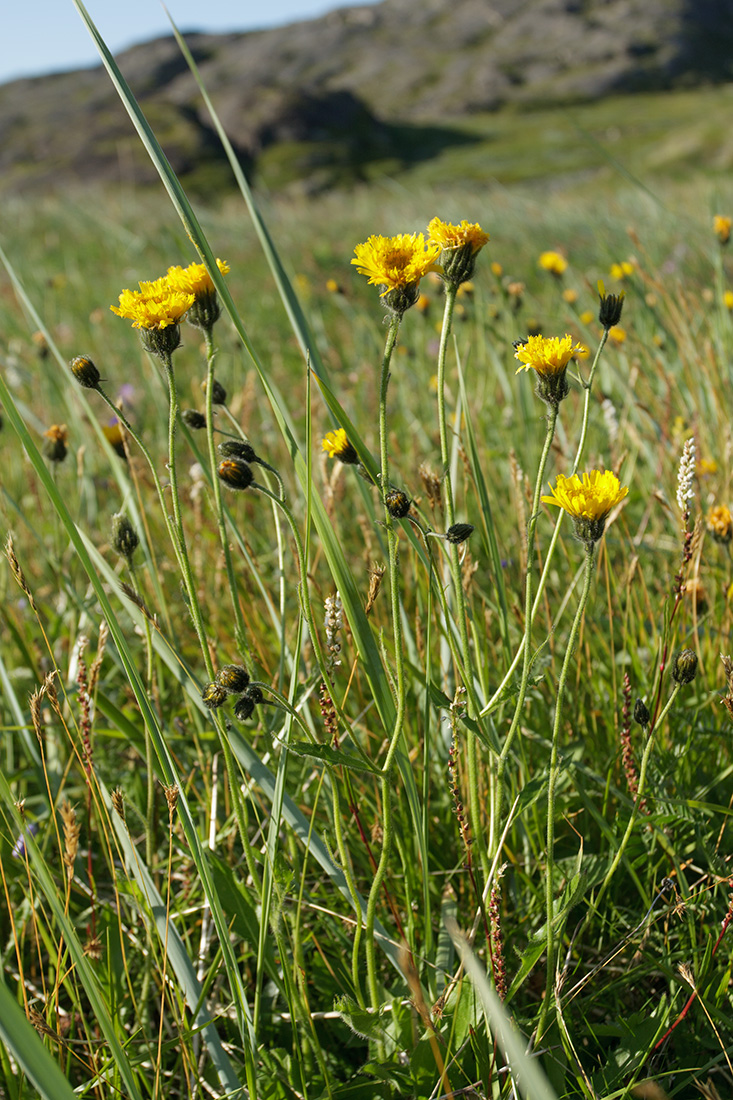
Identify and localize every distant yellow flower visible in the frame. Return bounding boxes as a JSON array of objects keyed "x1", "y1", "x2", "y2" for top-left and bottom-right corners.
[
  {"x1": 724, "y1": 290, "x2": 733, "y2": 310},
  {"x1": 415, "y1": 293, "x2": 431, "y2": 313},
  {"x1": 352, "y1": 233, "x2": 440, "y2": 300},
  {"x1": 542, "y1": 469, "x2": 628, "y2": 543},
  {"x1": 609, "y1": 325, "x2": 627, "y2": 344},
  {"x1": 714, "y1": 215, "x2": 732, "y2": 244},
  {"x1": 562, "y1": 288, "x2": 579, "y2": 304},
  {"x1": 609, "y1": 261, "x2": 634, "y2": 280},
  {"x1": 514, "y1": 333, "x2": 582, "y2": 376},
  {"x1": 166, "y1": 258, "x2": 229, "y2": 298},
  {"x1": 491, "y1": 261, "x2": 503, "y2": 277},
  {"x1": 325, "y1": 278, "x2": 341, "y2": 293},
  {"x1": 322, "y1": 428, "x2": 358, "y2": 465},
  {"x1": 580, "y1": 309, "x2": 594, "y2": 325},
  {"x1": 699, "y1": 457, "x2": 718, "y2": 476},
  {"x1": 707, "y1": 504, "x2": 733, "y2": 544},
  {"x1": 538, "y1": 251, "x2": 568, "y2": 276}
]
